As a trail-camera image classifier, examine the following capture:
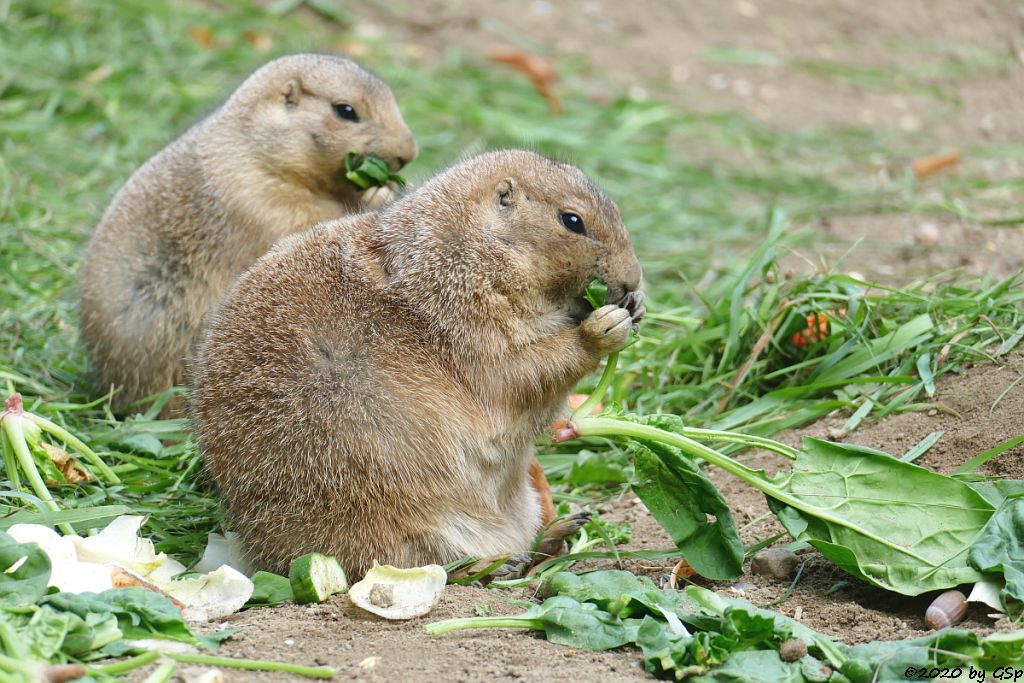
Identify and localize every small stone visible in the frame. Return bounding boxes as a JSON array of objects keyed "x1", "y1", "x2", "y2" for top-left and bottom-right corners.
[
  {"x1": 927, "y1": 409, "x2": 938, "y2": 417},
  {"x1": 779, "y1": 638, "x2": 808, "y2": 662},
  {"x1": 283, "y1": 638, "x2": 295, "y2": 646},
  {"x1": 735, "y1": 0, "x2": 760, "y2": 18},
  {"x1": 358, "y1": 656, "x2": 381, "y2": 670},
  {"x1": 708, "y1": 73, "x2": 730, "y2": 90},
  {"x1": 914, "y1": 222, "x2": 941, "y2": 246},
  {"x1": 751, "y1": 547, "x2": 800, "y2": 580}
]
